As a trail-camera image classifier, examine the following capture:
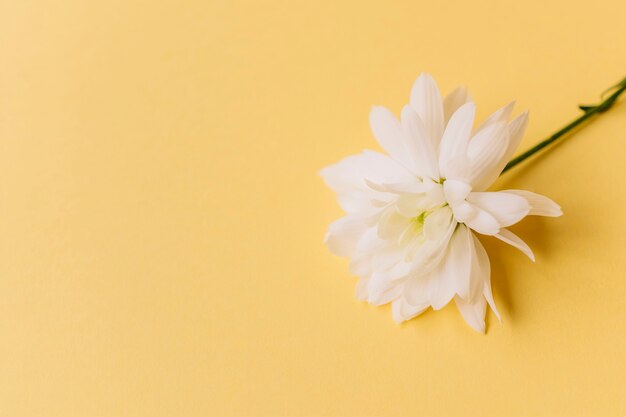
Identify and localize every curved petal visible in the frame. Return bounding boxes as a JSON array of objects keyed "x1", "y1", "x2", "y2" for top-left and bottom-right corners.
[
  {"x1": 400, "y1": 105, "x2": 439, "y2": 179},
  {"x1": 365, "y1": 179, "x2": 426, "y2": 195},
  {"x1": 369, "y1": 106, "x2": 414, "y2": 170},
  {"x1": 423, "y1": 206, "x2": 454, "y2": 240},
  {"x1": 502, "y1": 189, "x2": 562, "y2": 217},
  {"x1": 467, "y1": 122, "x2": 509, "y2": 190},
  {"x1": 443, "y1": 86, "x2": 472, "y2": 125},
  {"x1": 474, "y1": 101, "x2": 515, "y2": 134},
  {"x1": 320, "y1": 151, "x2": 415, "y2": 213},
  {"x1": 393, "y1": 193, "x2": 425, "y2": 218},
  {"x1": 320, "y1": 151, "x2": 414, "y2": 194},
  {"x1": 451, "y1": 201, "x2": 476, "y2": 222},
  {"x1": 472, "y1": 234, "x2": 500, "y2": 320},
  {"x1": 467, "y1": 191, "x2": 530, "y2": 228},
  {"x1": 431, "y1": 225, "x2": 472, "y2": 310},
  {"x1": 392, "y1": 296, "x2": 429, "y2": 323},
  {"x1": 404, "y1": 275, "x2": 431, "y2": 306},
  {"x1": 475, "y1": 111, "x2": 530, "y2": 185},
  {"x1": 349, "y1": 227, "x2": 385, "y2": 276},
  {"x1": 438, "y1": 102, "x2": 475, "y2": 181},
  {"x1": 467, "y1": 233, "x2": 487, "y2": 304},
  {"x1": 443, "y1": 179, "x2": 472, "y2": 207},
  {"x1": 409, "y1": 73, "x2": 444, "y2": 146},
  {"x1": 461, "y1": 206, "x2": 501, "y2": 235},
  {"x1": 494, "y1": 228, "x2": 535, "y2": 261},
  {"x1": 367, "y1": 271, "x2": 403, "y2": 306},
  {"x1": 501, "y1": 111, "x2": 529, "y2": 167},
  {"x1": 454, "y1": 294, "x2": 486, "y2": 333},
  {"x1": 409, "y1": 208, "x2": 457, "y2": 276},
  {"x1": 324, "y1": 216, "x2": 368, "y2": 257}
]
